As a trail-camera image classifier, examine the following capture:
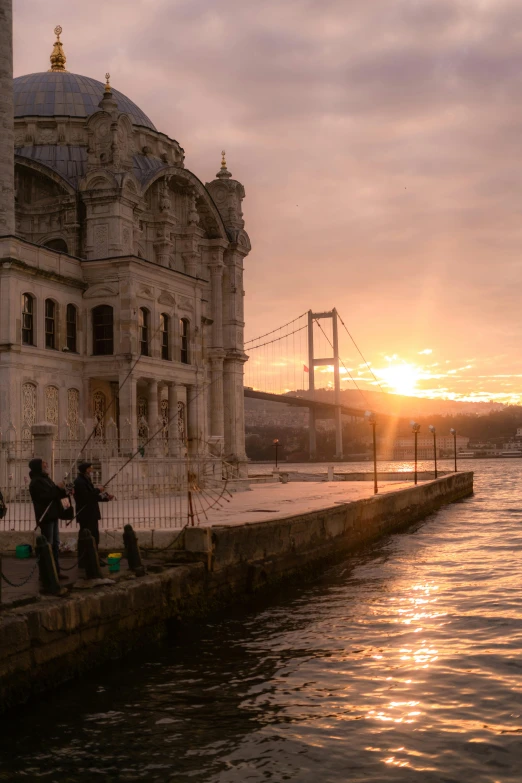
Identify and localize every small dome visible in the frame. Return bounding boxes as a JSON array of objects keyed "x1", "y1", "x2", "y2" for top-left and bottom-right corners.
[{"x1": 14, "y1": 71, "x2": 156, "y2": 130}]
